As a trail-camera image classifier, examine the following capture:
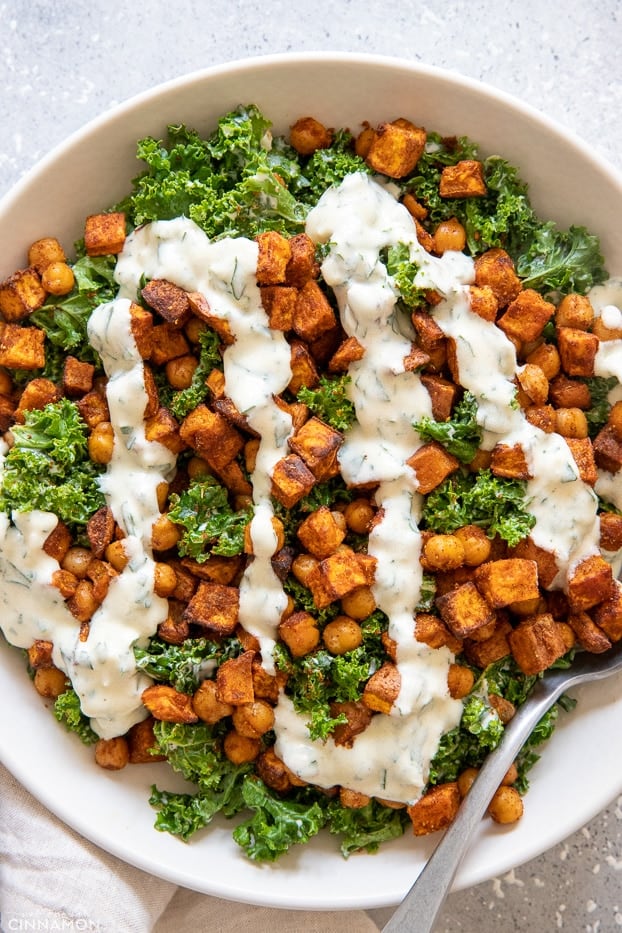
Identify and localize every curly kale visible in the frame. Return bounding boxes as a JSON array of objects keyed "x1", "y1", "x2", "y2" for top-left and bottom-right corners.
[
  {"x1": 134, "y1": 636, "x2": 241, "y2": 693},
  {"x1": 414, "y1": 391, "x2": 482, "y2": 463},
  {"x1": 297, "y1": 373, "x2": 356, "y2": 431},
  {"x1": 53, "y1": 688, "x2": 98, "y2": 745},
  {"x1": 299, "y1": 129, "x2": 371, "y2": 204},
  {"x1": 233, "y1": 778, "x2": 327, "y2": 861},
  {"x1": 428, "y1": 693, "x2": 504, "y2": 784},
  {"x1": 157, "y1": 326, "x2": 222, "y2": 420},
  {"x1": 167, "y1": 476, "x2": 252, "y2": 562}
]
